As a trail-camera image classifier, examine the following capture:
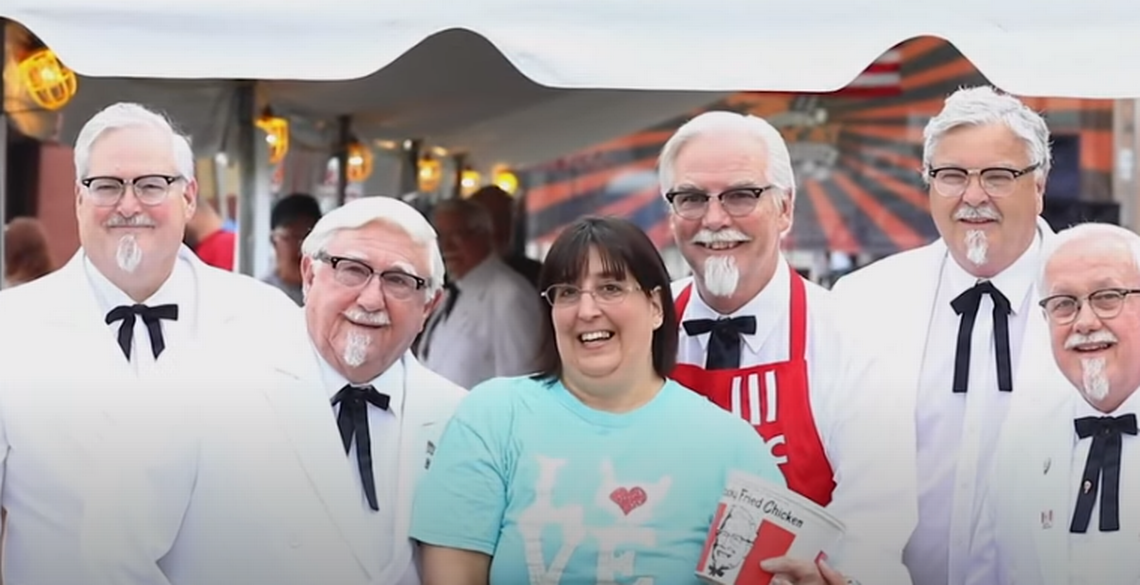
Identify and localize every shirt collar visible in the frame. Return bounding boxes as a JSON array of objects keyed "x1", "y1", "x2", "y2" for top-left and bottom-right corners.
[
  {"x1": 314, "y1": 342, "x2": 407, "y2": 418},
  {"x1": 1073, "y1": 383, "x2": 1140, "y2": 420},
  {"x1": 83, "y1": 248, "x2": 196, "y2": 316},
  {"x1": 682, "y1": 257, "x2": 789, "y2": 355},
  {"x1": 945, "y1": 229, "x2": 1042, "y2": 315}
]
